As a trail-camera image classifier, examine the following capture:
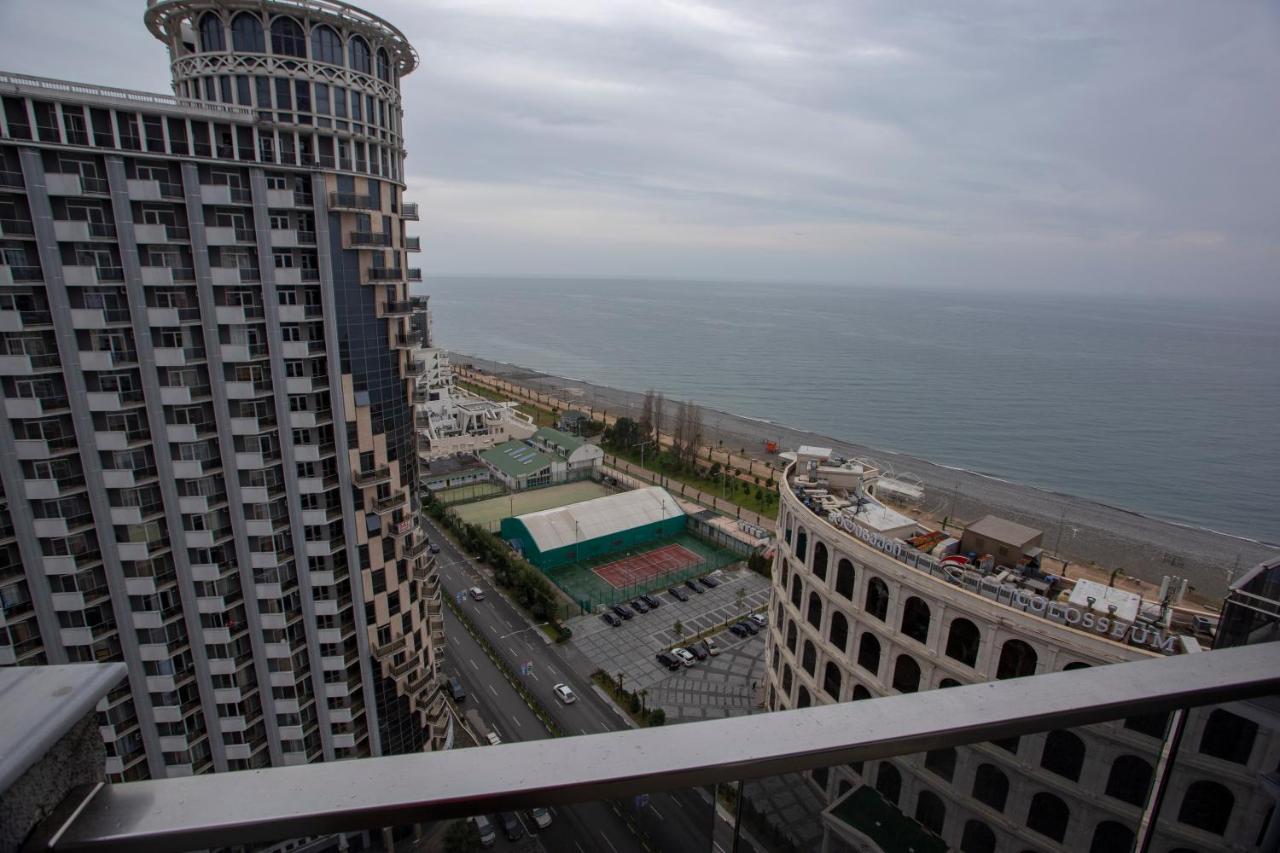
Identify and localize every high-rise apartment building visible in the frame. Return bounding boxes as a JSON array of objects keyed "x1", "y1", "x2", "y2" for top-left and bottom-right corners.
[{"x1": 0, "y1": 0, "x2": 446, "y2": 782}]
